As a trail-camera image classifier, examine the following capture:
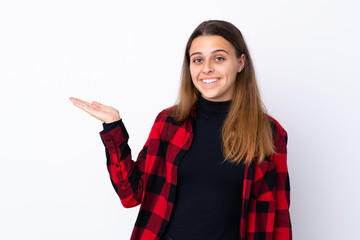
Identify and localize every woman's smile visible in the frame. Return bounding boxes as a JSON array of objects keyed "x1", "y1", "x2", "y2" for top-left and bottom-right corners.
[{"x1": 200, "y1": 77, "x2": 221, "y2": 84}]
